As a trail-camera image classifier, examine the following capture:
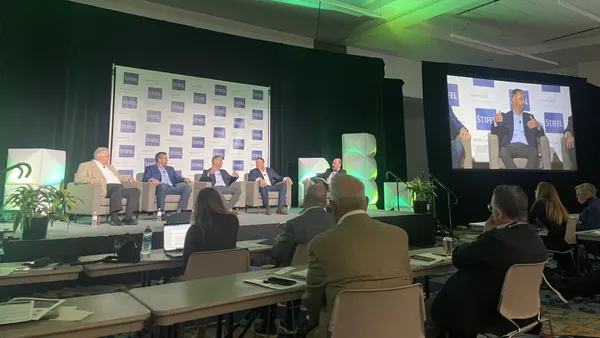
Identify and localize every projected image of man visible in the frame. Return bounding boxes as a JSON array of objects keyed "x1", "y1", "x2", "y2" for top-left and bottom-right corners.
[
  {"x1": 564, "y1": 116, "x2": 577, "y2": 170},
  {"x1": 490, "y1": 89, "x2": 544, "y2": 169},
  {"x1": 449, "y1": 106, "x2": 471, "y2": 169}
]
